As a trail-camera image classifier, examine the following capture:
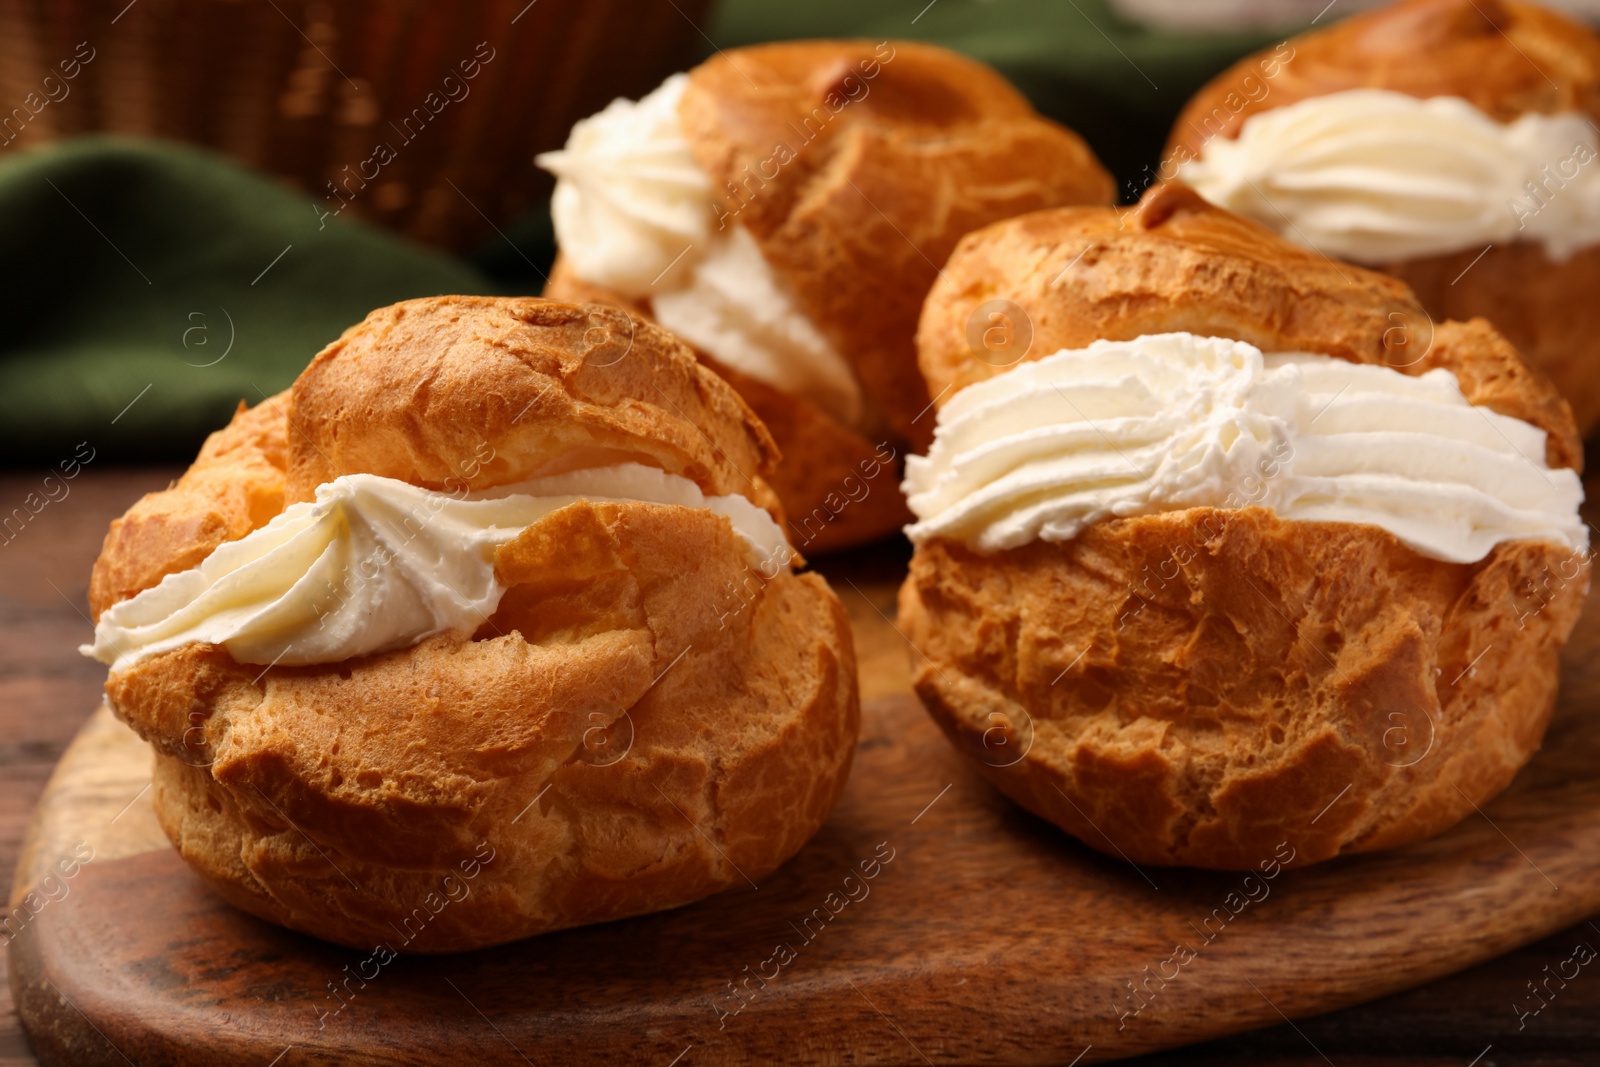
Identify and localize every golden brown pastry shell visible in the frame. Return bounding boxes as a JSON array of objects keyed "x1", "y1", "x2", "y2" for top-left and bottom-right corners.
[
  {"x1": 905, "y1": 185, "x2": 1589, "y2": 868},
  {"x1": 88, "y1": 296, "x2": 861, "y2": 951},
  {"x1": 900, "y1": 510, "x2": 1588, "y2": 869},
  {"x1": 679, "y1": 39, "x2": 1115, "y2": 446},
  {"x1": 1165, "y1": 0, "x2": 1600, "y2": 434},
  {"x1": 549, "y1": 40, "x2": 1116, "y2": 548}
]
